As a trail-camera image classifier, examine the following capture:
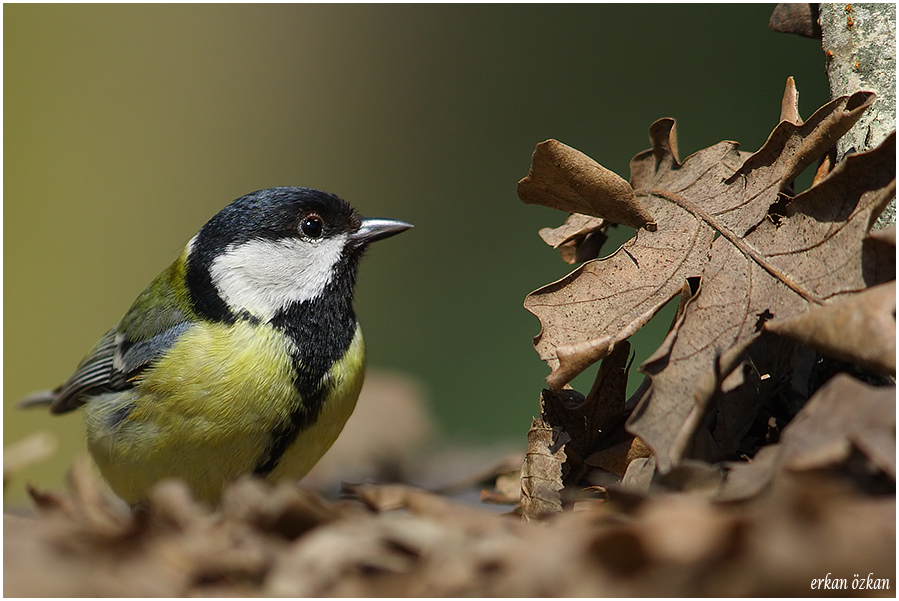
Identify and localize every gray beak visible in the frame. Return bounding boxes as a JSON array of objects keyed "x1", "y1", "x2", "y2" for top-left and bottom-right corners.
[{"x1": 351, "y1": 218, "x2": 413, "y2": 244}]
